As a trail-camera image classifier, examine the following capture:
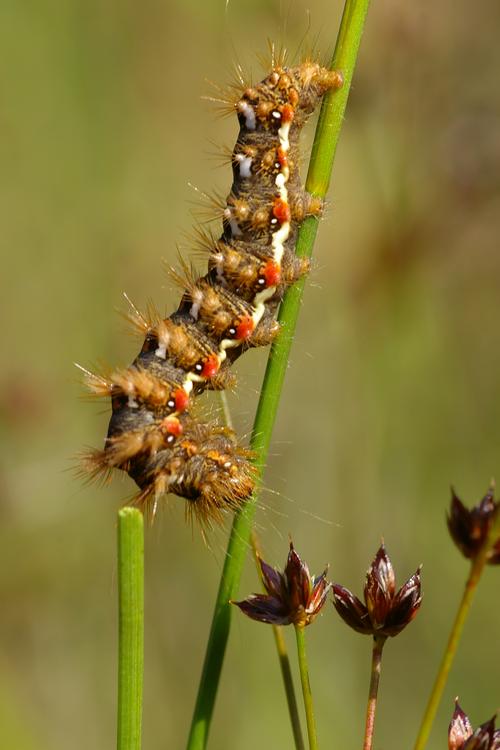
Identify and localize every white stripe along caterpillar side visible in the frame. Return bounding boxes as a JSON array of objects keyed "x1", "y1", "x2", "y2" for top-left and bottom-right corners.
[{"x1": 81, "y1": 60, "x2": 342, "y2": 525}]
